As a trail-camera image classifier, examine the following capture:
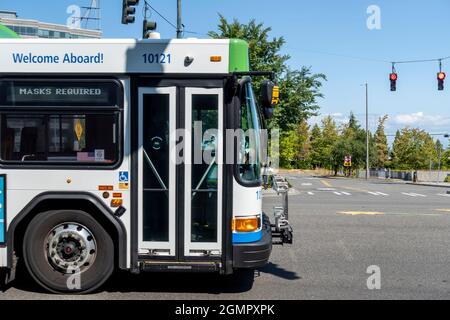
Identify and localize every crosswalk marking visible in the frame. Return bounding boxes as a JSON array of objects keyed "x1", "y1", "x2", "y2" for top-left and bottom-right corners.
[
  {"x1": 402, "y1": 193, "x2": 415, "y2": 197},
  {"x1": 294, "y1": 190, "x2": 444, "y2": 198},
  {"x1": 332, "y1": 191, "x2": 352, "y2": 196},
  {"x1": 367, "y1": 191, "x2": 389, "y2": 196},
  {"x1": 411, "y1": 193, "x2": 426, "y2": 197},
  {"x1": 437, "y1": 194, "x2": 450, "y2": 197},
  {"x1": 402, "y1": 192, "x2": 426, "y2": 197}
]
